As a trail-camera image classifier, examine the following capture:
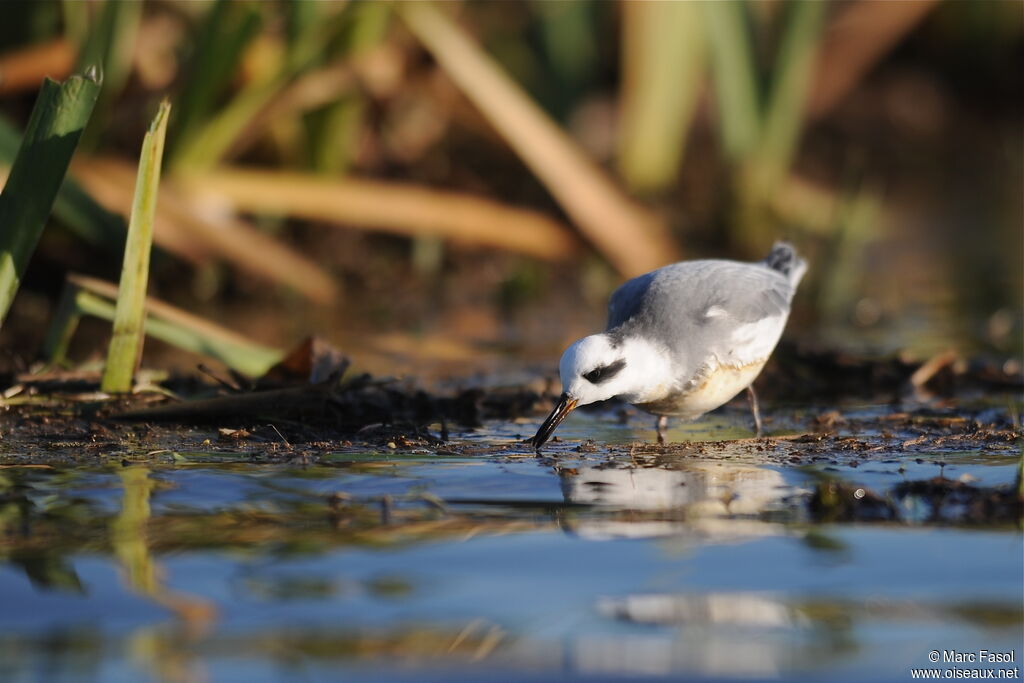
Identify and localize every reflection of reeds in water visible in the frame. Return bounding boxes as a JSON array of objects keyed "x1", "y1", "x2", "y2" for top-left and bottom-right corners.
[
  {"x1": 0, "y1": 458, "x2": 1019, "y2": 679},
  {"x1": 107, "y1": 466, "x2": 218, "y2": 683},
  {"x1": 111, "y1": 466, "x2": 158, "y2": 595},
  {"x1": 112, "y1": 467, "x2": 218, "y2": 619}
]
